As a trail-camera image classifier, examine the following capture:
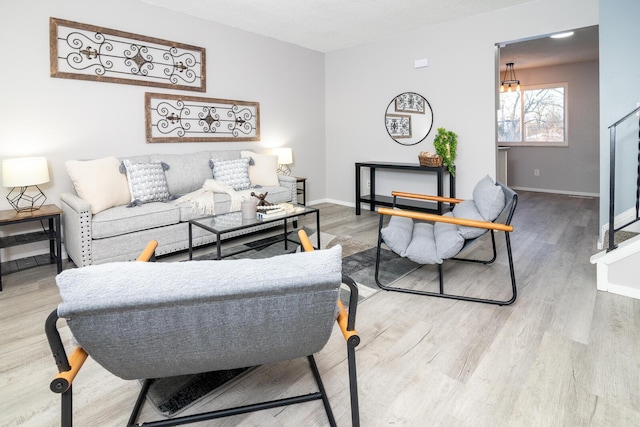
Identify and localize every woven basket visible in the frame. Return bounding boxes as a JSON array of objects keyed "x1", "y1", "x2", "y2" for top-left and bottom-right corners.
[{"x1": 418, "y1": 153, "x2": 443, "y2": 167}]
